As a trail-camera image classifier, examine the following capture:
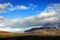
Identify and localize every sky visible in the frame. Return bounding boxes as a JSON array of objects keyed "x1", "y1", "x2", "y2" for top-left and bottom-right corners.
[
  {"x1": 0, "y1": 0, "x2": 60, "y2": 33},
  {"x1": 0, "y1": 0, "x2": 60, "y2": 18}
]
